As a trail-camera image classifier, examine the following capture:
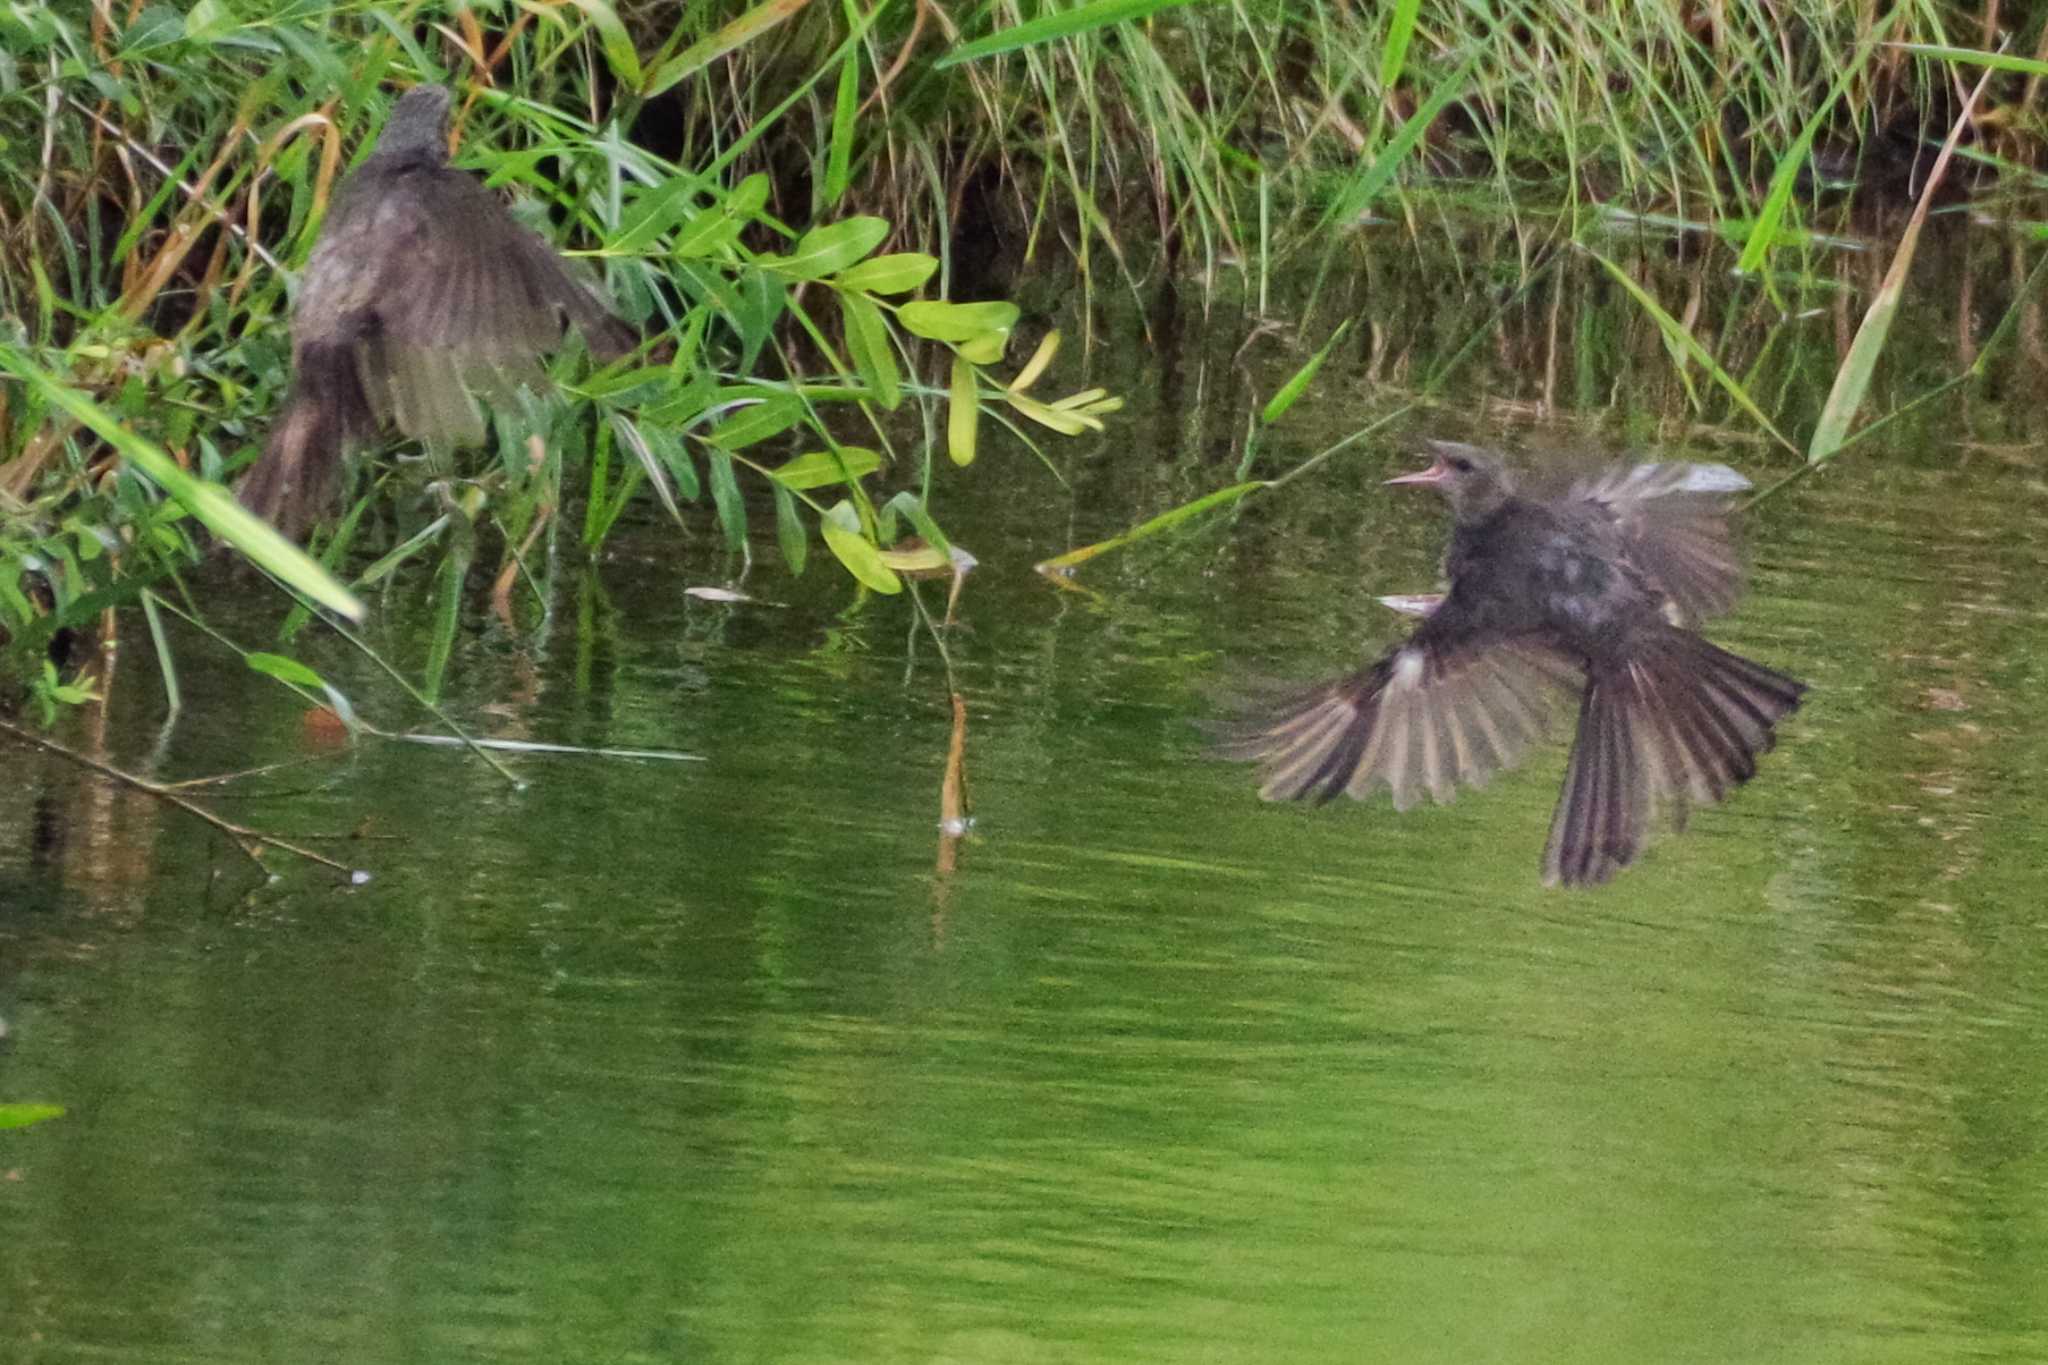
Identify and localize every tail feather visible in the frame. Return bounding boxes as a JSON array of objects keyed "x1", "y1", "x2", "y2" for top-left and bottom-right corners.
[
  {"x1": 1545, "y1": 626, "x2": 1804, "y2": 887},
  {"x1": 238, "y1": 341, "x2": 378, "y2": 536}
]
